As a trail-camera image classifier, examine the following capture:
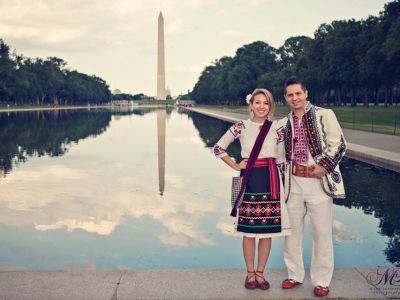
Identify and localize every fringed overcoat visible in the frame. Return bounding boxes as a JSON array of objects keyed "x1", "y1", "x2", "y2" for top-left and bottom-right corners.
[{"x1": 275, "y1": 102, "x2": 347, "y2": 201}]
